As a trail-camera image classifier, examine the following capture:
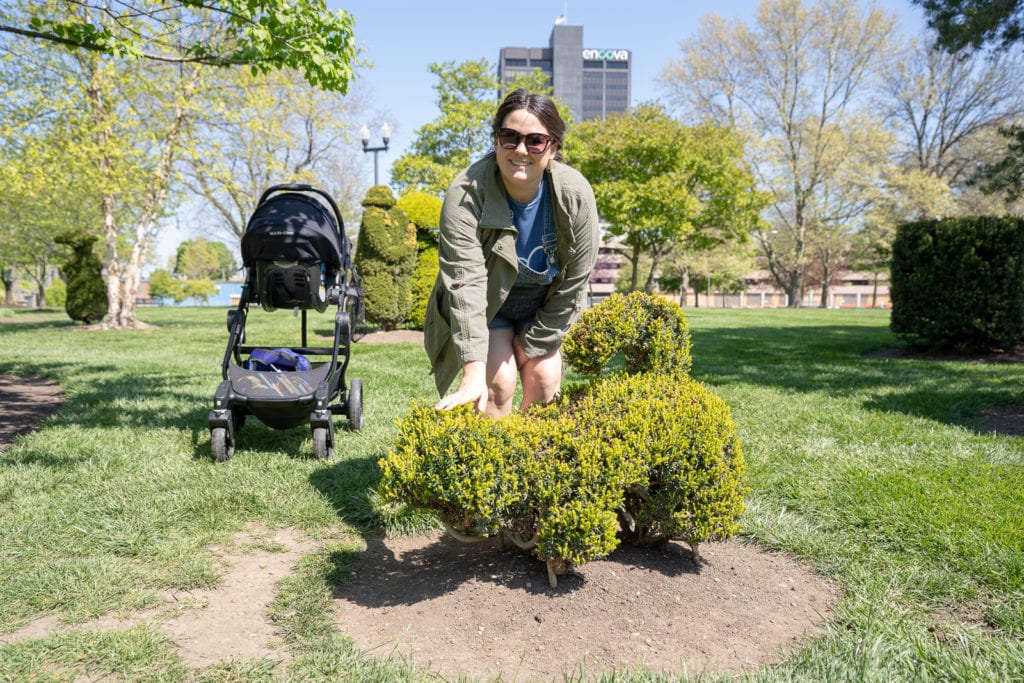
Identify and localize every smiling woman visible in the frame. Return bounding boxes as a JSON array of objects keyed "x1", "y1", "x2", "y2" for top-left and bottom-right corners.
[{"x1": 424, "y1": 89, "x2": 601, "y2": 418}]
